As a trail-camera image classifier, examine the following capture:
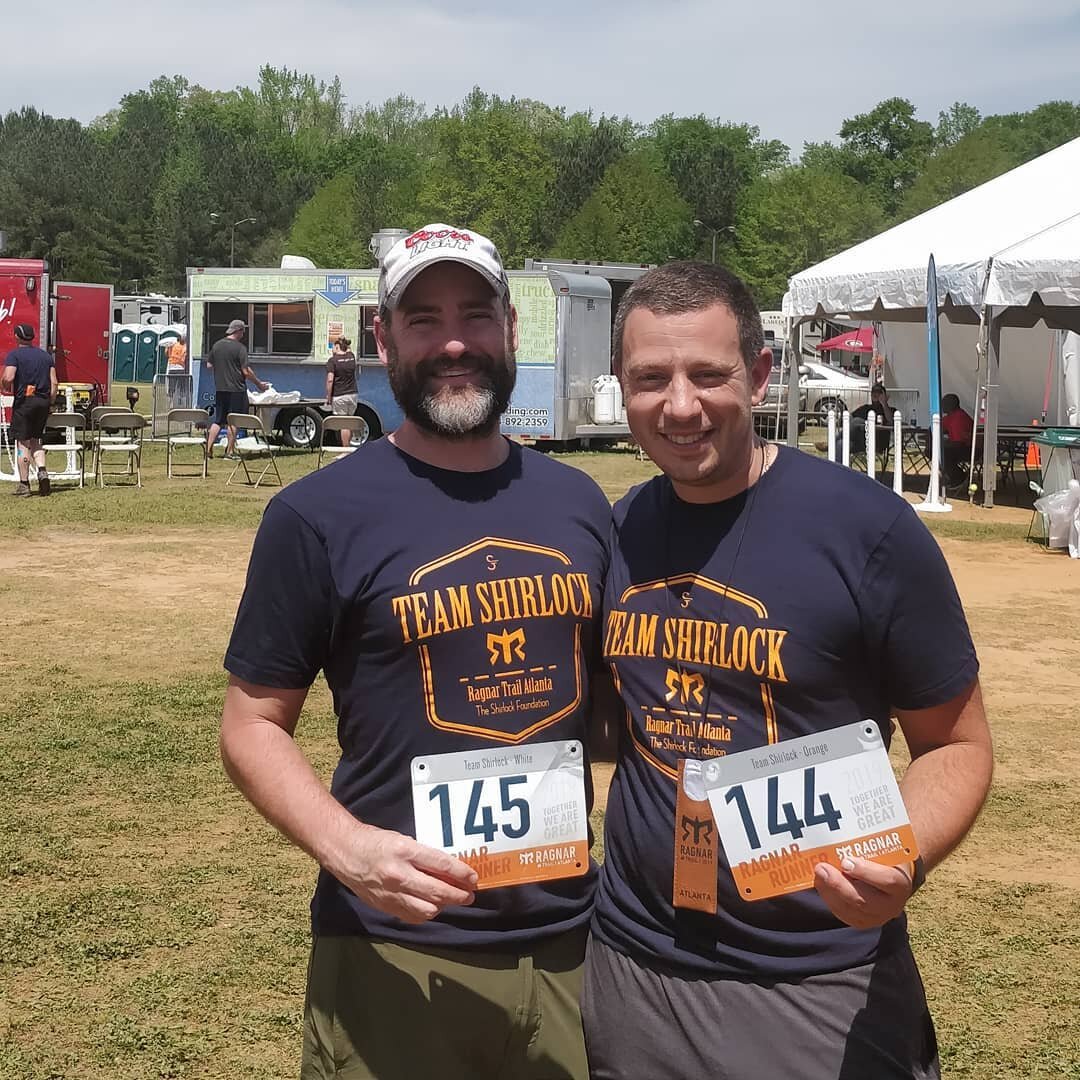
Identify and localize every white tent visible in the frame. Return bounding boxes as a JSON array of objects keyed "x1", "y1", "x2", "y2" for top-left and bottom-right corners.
[
  {"x1": 782, "y1": 136, "x2": 1080, "y2": 506},
  {"x1": 985, "y1": 212, "x2": 1080, "y2": 311}
]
